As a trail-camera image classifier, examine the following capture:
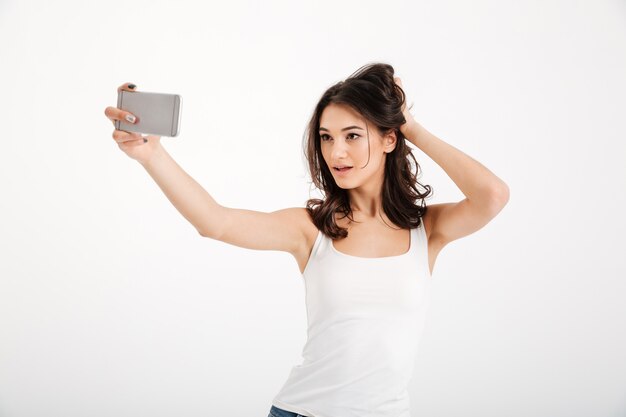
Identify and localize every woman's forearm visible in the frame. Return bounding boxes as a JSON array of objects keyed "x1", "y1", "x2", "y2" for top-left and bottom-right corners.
[
  {"x1": 140, "y1": 144, "x2": 224, "y2": 238},
  {"x1": 405, "y1": 121, "x2": 509, "y2": 208}
]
